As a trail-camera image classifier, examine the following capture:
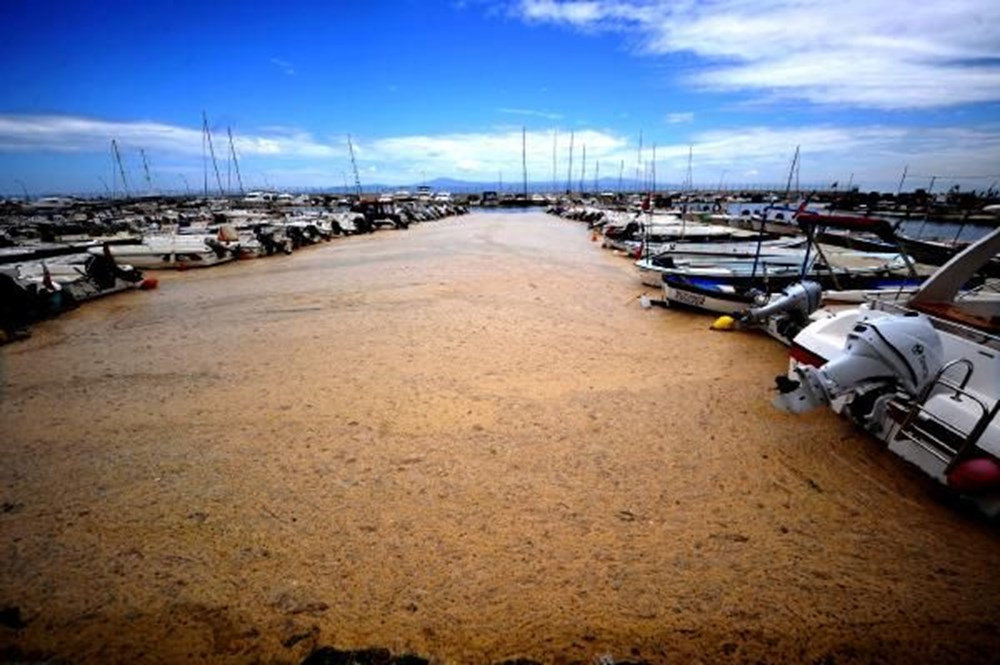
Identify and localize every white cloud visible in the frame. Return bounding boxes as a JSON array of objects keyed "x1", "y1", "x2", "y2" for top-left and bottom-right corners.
[
  {"x1": 499, "y1": 107, "x2": 564, "y2": 120},
  {"x1": 269, "y1": 57, "x2": 295, "y2": 76},
  {"x1": 665, "y1": 112, "x2": 693, "y2": 124},
  {"x1": 656, "y1": 124, "x2": 1000, "y2": 189},
  {"x1": 516, "y1": 0, "x2": 654, "y2": 27},
  {"x1": 367, "y1": 128, "x2": 628, "y2": 182},
  {"x1": 0, "y1": 114, "x2": 337, "y2": 158},
  {"x1": 1, "y1": 113, "x2": 998, "y2": 191},
  {"x1": 511, "y1": 0, "x2": 1000, "y2": 109}
]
